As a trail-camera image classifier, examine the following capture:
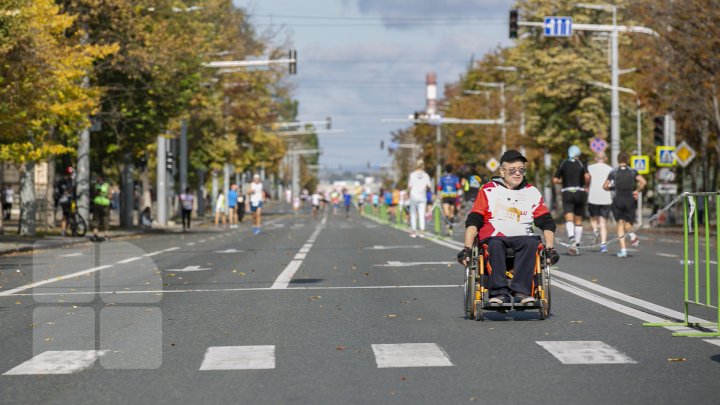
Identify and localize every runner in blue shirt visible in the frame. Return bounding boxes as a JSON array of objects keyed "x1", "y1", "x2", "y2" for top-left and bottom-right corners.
[{"x1": 438, "y1": 164, "x2": 461, "y2": 234}]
